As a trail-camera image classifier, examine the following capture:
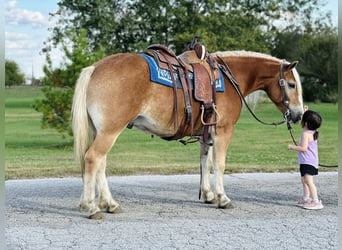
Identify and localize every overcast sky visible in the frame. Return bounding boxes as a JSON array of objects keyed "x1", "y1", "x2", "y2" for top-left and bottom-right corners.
[{"x1": 5, "y1": 0, "x2": 338, "y2": 80}]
